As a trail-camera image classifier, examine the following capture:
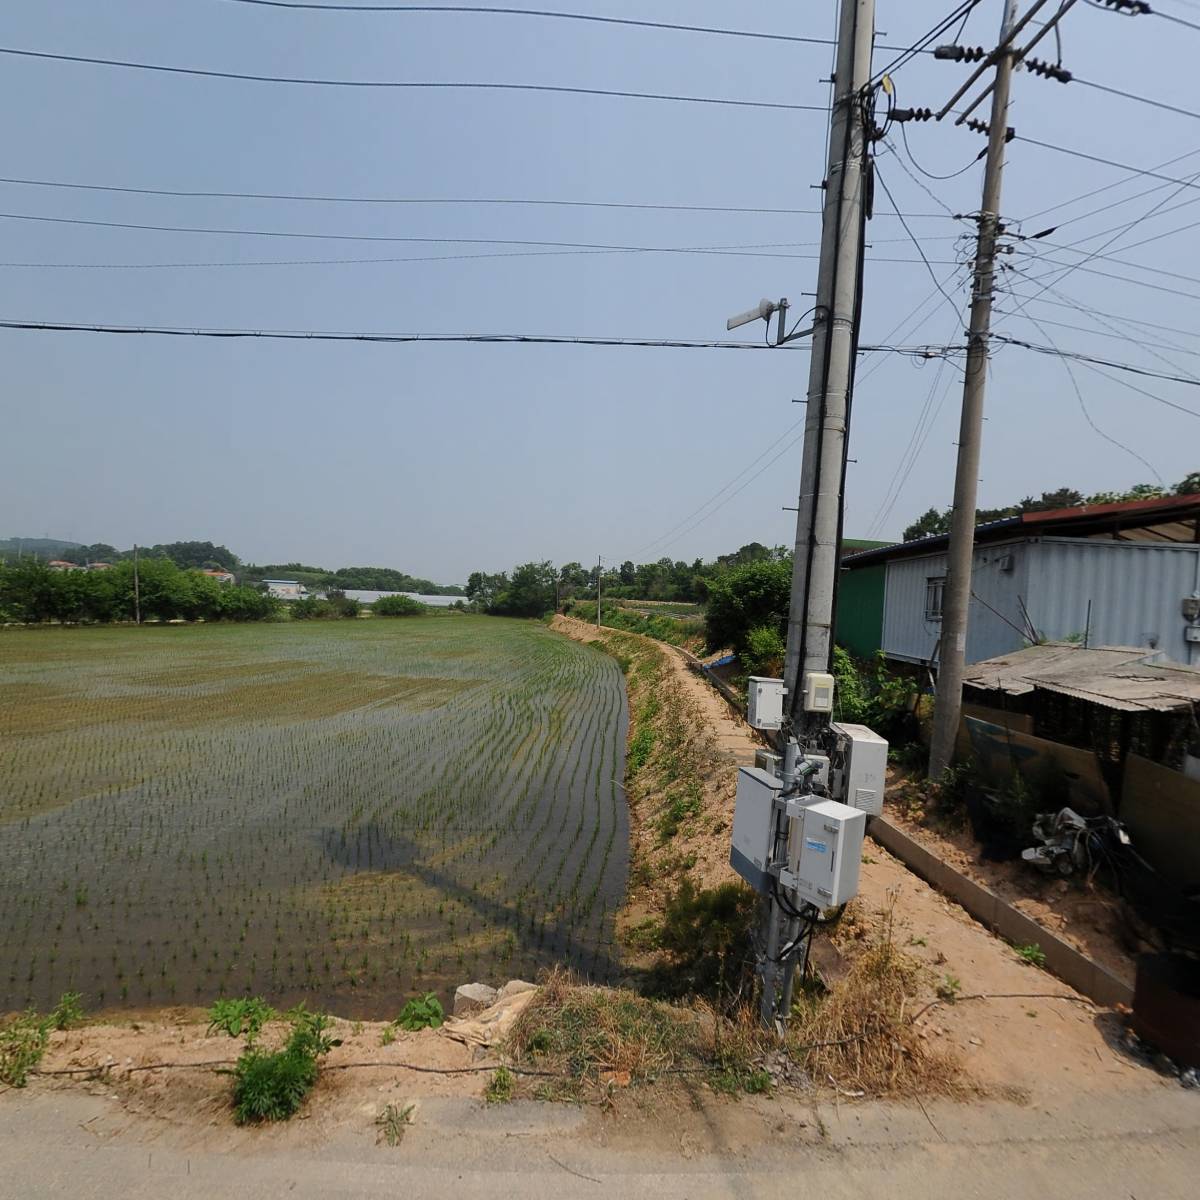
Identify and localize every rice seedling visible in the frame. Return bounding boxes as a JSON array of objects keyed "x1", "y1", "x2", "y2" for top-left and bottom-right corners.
[{"x1": 0, "y1": 618, "x2": 628, "y2": 1017}]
